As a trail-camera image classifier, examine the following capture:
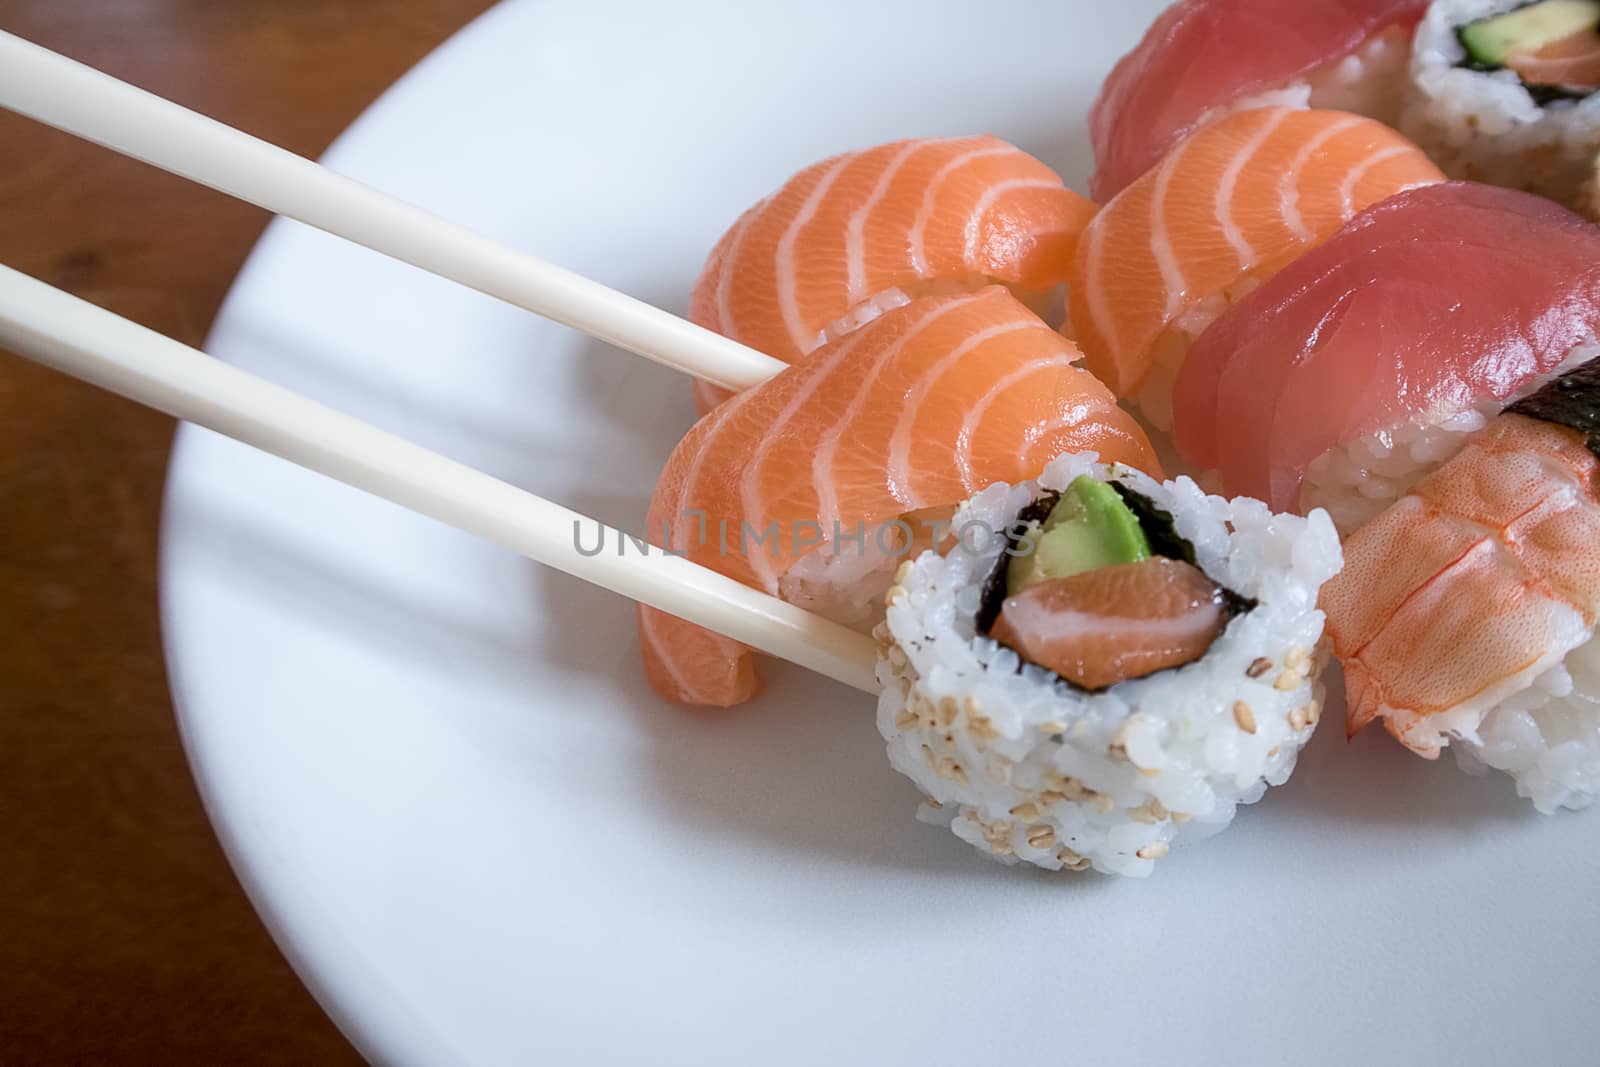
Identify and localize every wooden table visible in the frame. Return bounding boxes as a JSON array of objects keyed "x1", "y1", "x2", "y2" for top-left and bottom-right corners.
[{"x1": 0, "y1": 3, "x2": 494, "y2": 1060}]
